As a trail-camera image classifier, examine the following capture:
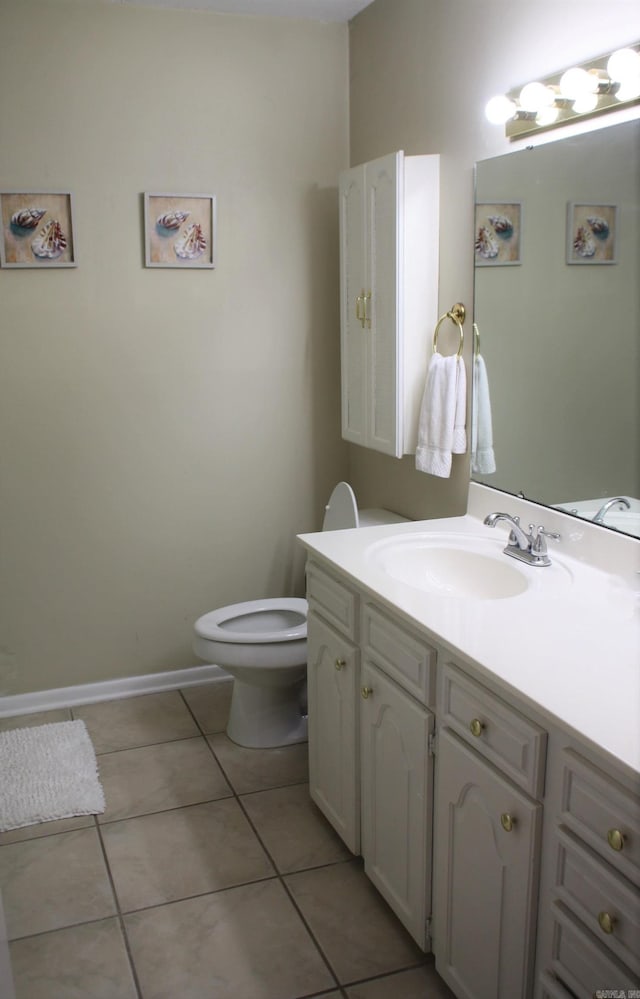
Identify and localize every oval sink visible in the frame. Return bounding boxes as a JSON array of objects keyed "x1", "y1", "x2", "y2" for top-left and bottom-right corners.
[{"x1": 366, "y1": 533, "x2": 534, "y2": 600}]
